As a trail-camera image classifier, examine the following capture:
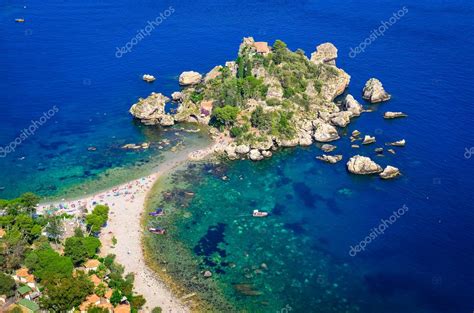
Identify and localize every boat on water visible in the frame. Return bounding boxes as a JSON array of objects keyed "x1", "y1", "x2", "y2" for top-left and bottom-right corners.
[
  {"x1": 149, "y1": 227, "x2": 166, "y2": 235},
  {"x1": 252, "y1": 209, "x2": 269, "y2": 217},
  {"x1": 149, "y1": 208, "x2": 164, "y2": 216},
  {"x1": 15, "y1": 18, "x2": 25, "y2": 23}
]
